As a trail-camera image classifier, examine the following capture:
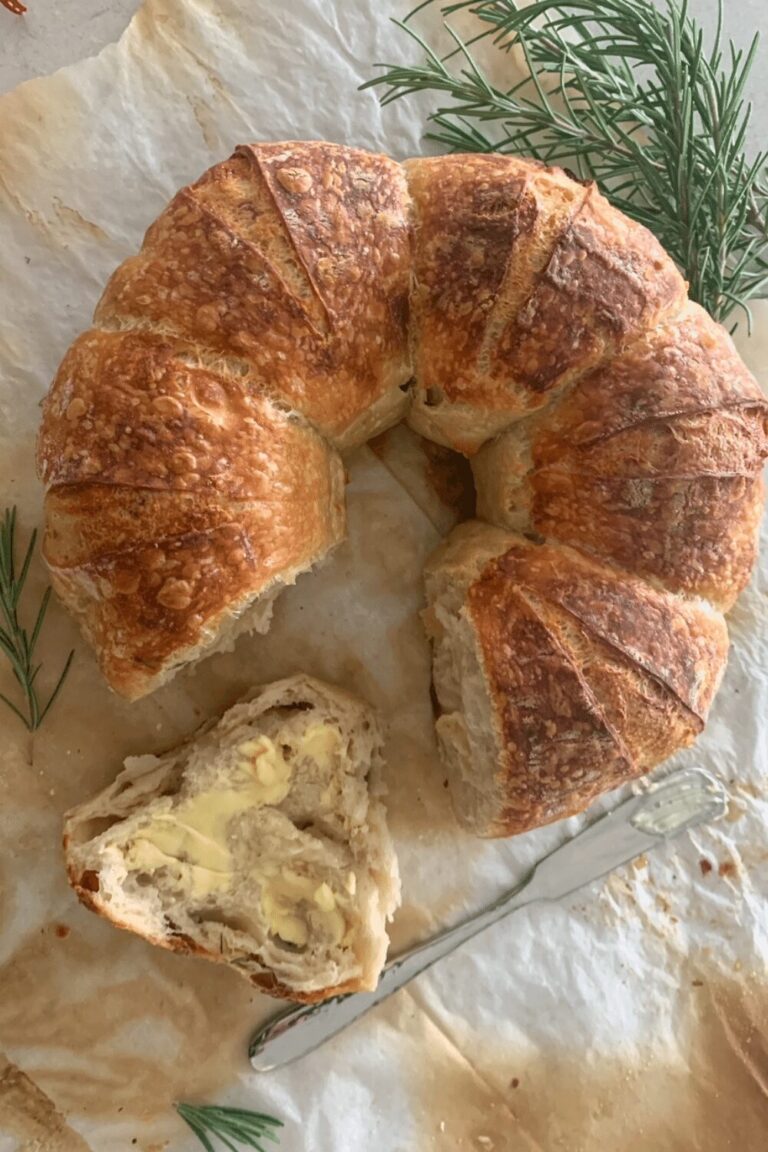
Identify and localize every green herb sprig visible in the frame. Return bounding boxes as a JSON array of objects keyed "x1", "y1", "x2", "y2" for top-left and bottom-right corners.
[
  {"x1": 0, "y1": 506, "x2": 73, "y2": 730},
  {"x1": 364, "y1": 0, "x2": 768, "y2": 326},
  {"x1": 176, "y1": 1103, "x2": 284, "y2": 1152}
]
